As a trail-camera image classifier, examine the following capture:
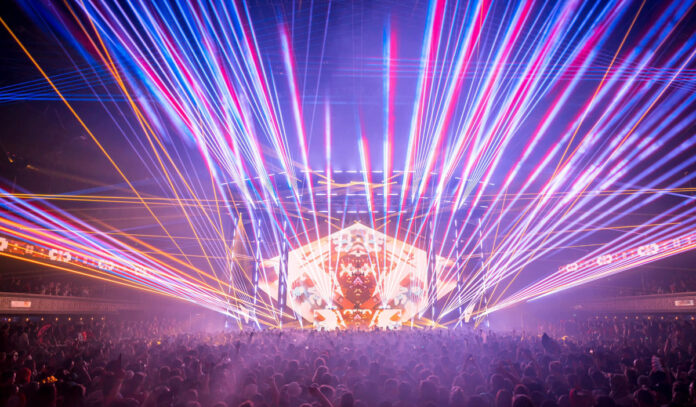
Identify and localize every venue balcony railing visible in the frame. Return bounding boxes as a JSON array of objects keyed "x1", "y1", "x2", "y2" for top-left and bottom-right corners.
[
  {"x1": 0, "y1": 291, "x2": 143, "y2": 314},
  {"x1": 573, "y1": 291, "x2": 696, "y2": 314}
]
